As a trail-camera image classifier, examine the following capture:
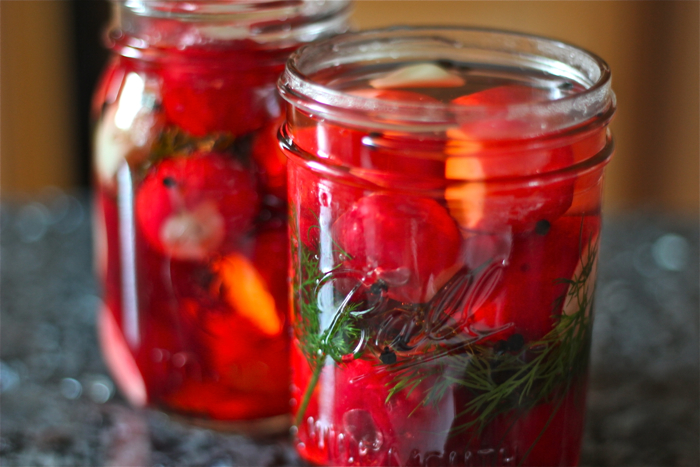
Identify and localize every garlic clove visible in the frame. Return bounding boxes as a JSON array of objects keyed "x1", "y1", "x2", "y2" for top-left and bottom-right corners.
[{"x1": 369, "y1": 63, "x2": 465, "y2": 89}]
